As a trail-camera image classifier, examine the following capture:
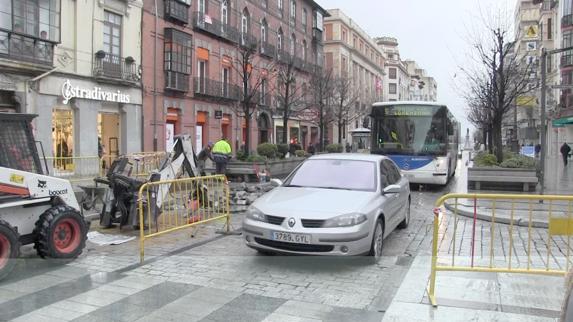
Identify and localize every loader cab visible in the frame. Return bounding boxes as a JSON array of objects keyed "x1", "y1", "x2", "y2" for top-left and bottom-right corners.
[{"x1": 0, "y1": 113, "x2": 44, "y2": 174}]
